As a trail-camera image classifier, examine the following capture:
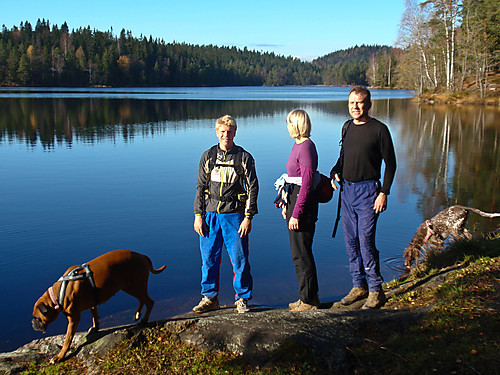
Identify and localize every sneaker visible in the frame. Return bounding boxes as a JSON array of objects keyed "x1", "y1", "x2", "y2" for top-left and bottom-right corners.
[
  {"x1": 290, "y1": 300, "x2": 318, "y2": 311},
  {"x1": 340, "y1": 287, "x2": 368, "y2": 306},
  {"x1": 192, "y1": 296, "x2": 219, "y2": 313},
  {"x1": 361, "y1": 291, "x2": 387, "y2": 309},
  {"x1": 289, "y1": 295, "x2": 320, "y2": 310},
  {"x1": 235, "y1": 298, "x2": 250, "y2": 314}
]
